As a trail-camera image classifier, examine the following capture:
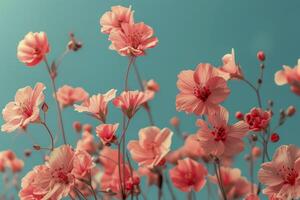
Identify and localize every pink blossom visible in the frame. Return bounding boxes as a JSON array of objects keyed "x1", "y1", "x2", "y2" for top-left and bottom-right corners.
[
  {"x1": 245, "y1": 107, "x2": 271, "y2": 132},
  {"x1": 17, "y1": 32, "x2": 50, "y2": 67},
  {"x1": 176, "y1": 63, "x2": 230, "y2": 115},
  {"x1": 109, "y1": 22, "x2": 158, "y2": 57},
  {"x1": 76, "y1": 131, "x2": 98, "y2": 154},
  {"x1": 274, "y1": 59, "x2": 300, "y2": 95},
  {"x1": 100, "y1": 5, "x2": 134, "y2": 34},
  {"x1": 96, "y1": 123, "x2": 119, "y2": 145},
  {"x1": 219, "y1": 48, "x2": 244, "y2": 80},
  {"x1": 210, "y1": 167, "x2": 256, "y2": 200},
  {"x1": 244, "y1": 194, "x2": 260, "y2": 200},
  {"x1": 99, "y1": 147, "x2": 122, "y2": 175},
  {"x1": 1, "y1": 82, "x2": 45, "y2": 132},
  {"x1": 20, "y1": 145, "x2": 94, "y2": 200},
  {"x1": 127, "y1": 126, "x2": 173, "y2": 168},
  {"x1": 113, "y1": 90, "x2": 154, "y2": 118},
  {"x1": 56, "y1": 85, "x2": 88, "y2": 108},
  {"x1": 144, "y1": 79, "x2": 160, "y2": 93},
  {"x1": 169, "y1": 158, "x2": 207, "y2": 192},
  {"x1": 258, "y1": 145, "x2": 300, "y2": 199},
  {"x1": 74, "y1": 89, "x2": 116, "y2": 123},
  {"x1": 196, "y1": 107, "x2": 248, "y2": 157}
]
